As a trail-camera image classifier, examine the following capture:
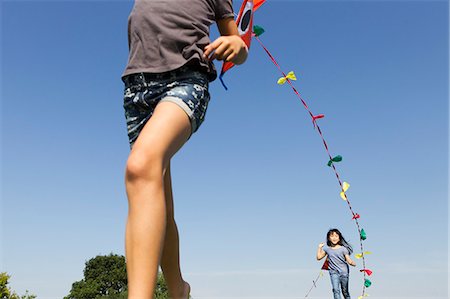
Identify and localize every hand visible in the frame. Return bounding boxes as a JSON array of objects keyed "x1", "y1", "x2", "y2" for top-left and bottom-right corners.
[
  {"x1": 318, "y1": 243, "x2": 325, "y2": 248},
  {"x1": 203, "y1": 35, "x2": 248, "y2": 65}
]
